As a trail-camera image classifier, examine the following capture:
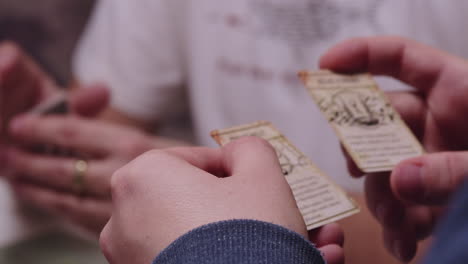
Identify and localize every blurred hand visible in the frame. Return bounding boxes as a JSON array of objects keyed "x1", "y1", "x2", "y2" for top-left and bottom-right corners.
[
  {"x1": 0, "y1": 41, "x2": 110, "y2": 162},
  {"x1": 6, "y1": 113, "x2": 185, "y2": 234},
  {"x1": 100, "y1": 137, "x2": 344, "y2": 264},
  {"x1": 321, "y1": 36, "x2": 468, "y2": 261},
  {"x1": 0, "y1": 42, "x2": 55, "y2": 138}
]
